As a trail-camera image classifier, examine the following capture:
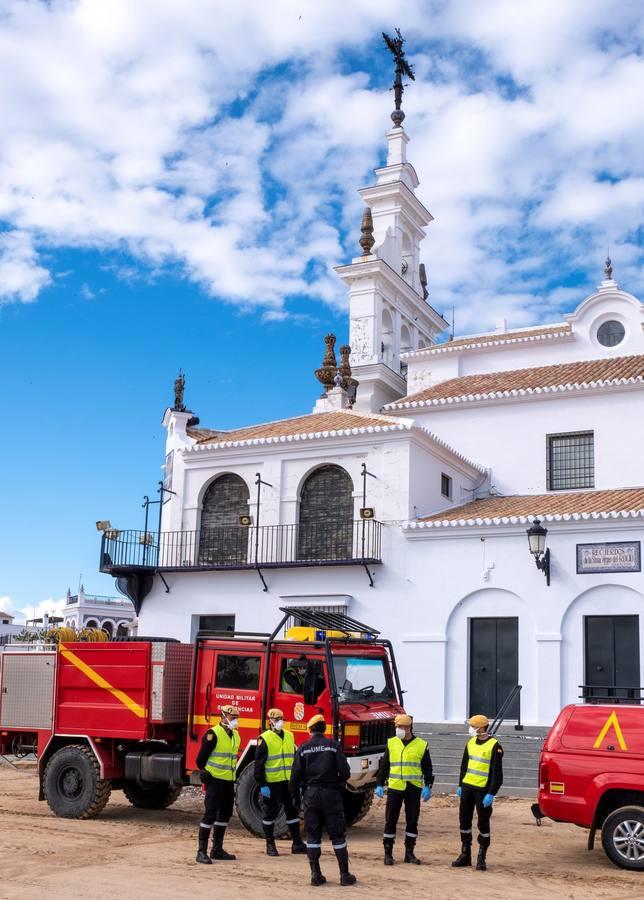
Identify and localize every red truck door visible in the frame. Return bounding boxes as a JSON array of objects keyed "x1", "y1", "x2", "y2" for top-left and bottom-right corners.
[
  {"x1": 270, "y1": 650, "x2": 328, "y2": 742},
  {"x1": 187, "y1": 643, "x2": 264, "y2": 770}
]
